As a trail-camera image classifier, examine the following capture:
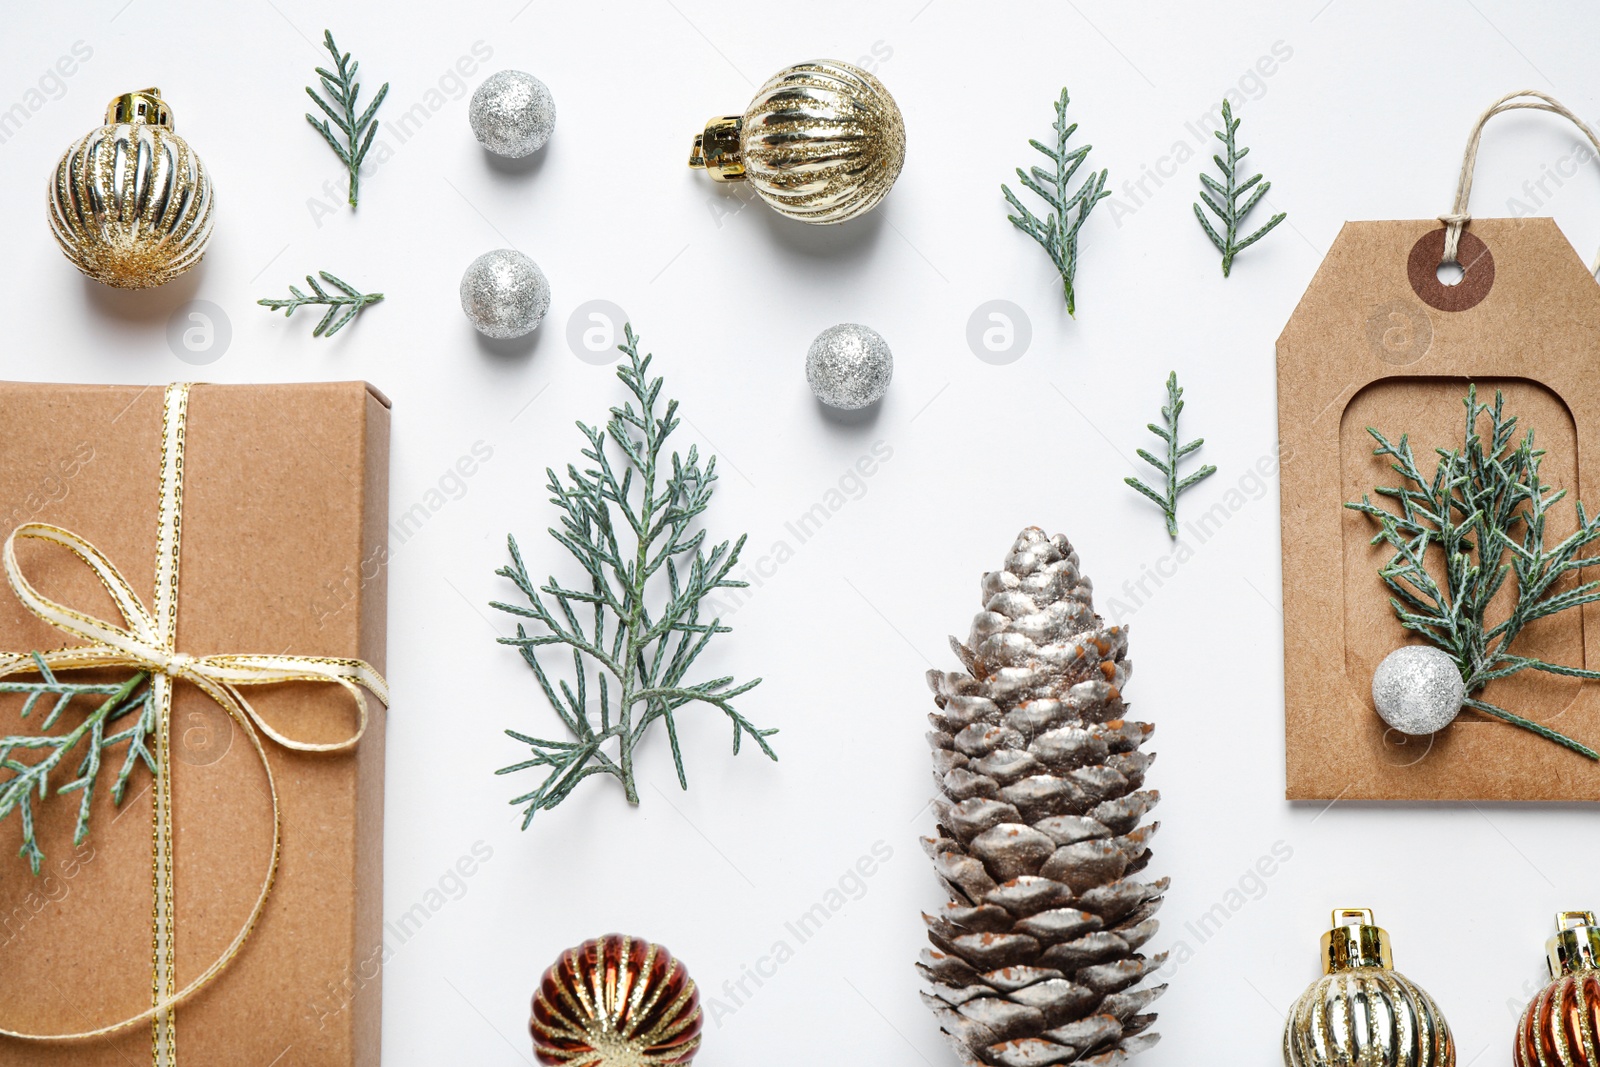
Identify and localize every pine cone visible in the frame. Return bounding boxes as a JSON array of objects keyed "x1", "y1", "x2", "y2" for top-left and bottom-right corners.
[{"x1": 920, "y1": 528, "x2": 1167, "y2": 1067}]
